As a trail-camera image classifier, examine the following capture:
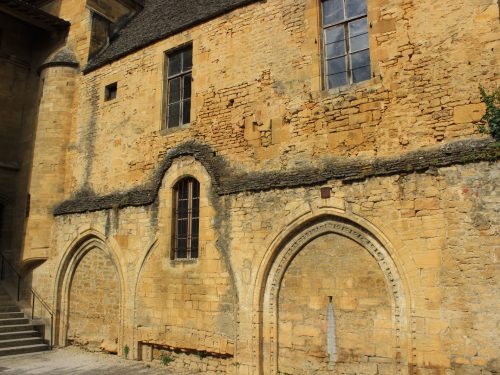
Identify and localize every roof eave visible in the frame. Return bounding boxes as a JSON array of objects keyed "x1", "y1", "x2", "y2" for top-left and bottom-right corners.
[{"x1": 83, "y1": 0, "x2": 264, "y2": 74}]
